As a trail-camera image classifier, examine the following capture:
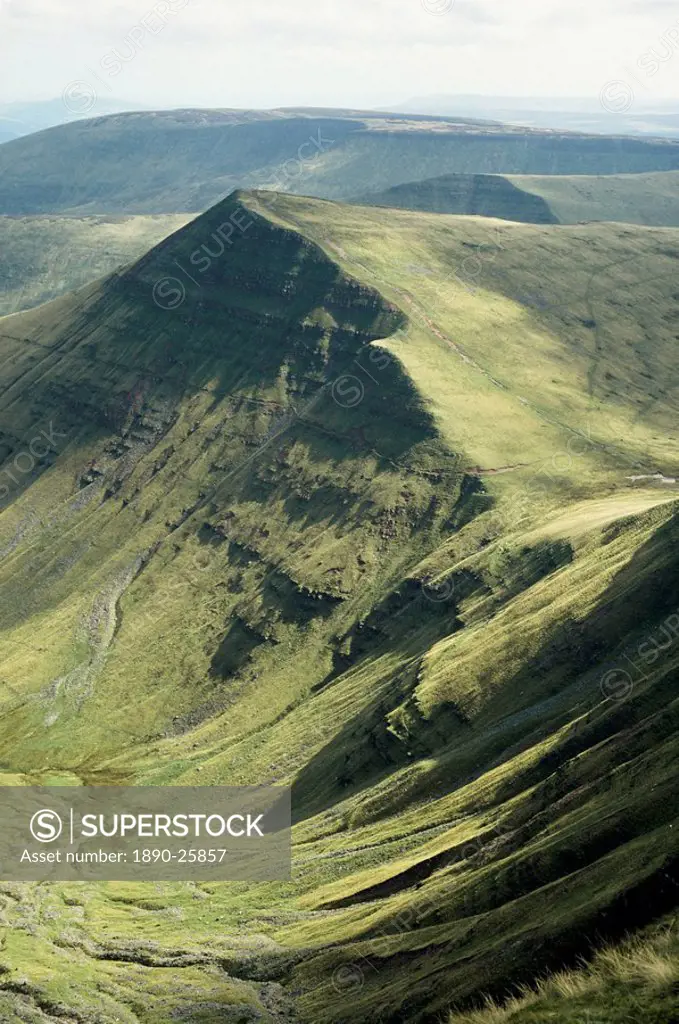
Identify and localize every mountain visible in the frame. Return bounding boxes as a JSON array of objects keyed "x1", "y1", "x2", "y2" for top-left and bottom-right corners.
[
  {"x1": 5, "y1": 114, "x2": 679, "y2": 322},
  {"x1": 356, "y1": 173, "x2": 560, "y2": 223},
  {"x1": 2, "y1": 108, "x2": 679, "y2": 216},
  {"x1": 0, "y1": 213, "x2": 192, "y2": 316},
  {"x1": 355, "y1": 169, "x2": 679, "y2": 226},
  {"x1": 397, "y1": 95, "x2": 679, "y2": 139},
  {"x1": 0, "y1": 97, "x2": 147, "y2": 143},
  {"x1": 0, "y1": 189, "x2": 677, "y2": 1021}
]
